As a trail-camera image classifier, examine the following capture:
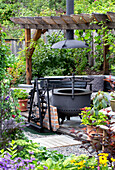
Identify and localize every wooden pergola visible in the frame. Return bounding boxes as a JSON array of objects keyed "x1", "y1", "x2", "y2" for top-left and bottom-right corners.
[{"x1": 10, "y1": 12, "x2": 115, "y2": 84}]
